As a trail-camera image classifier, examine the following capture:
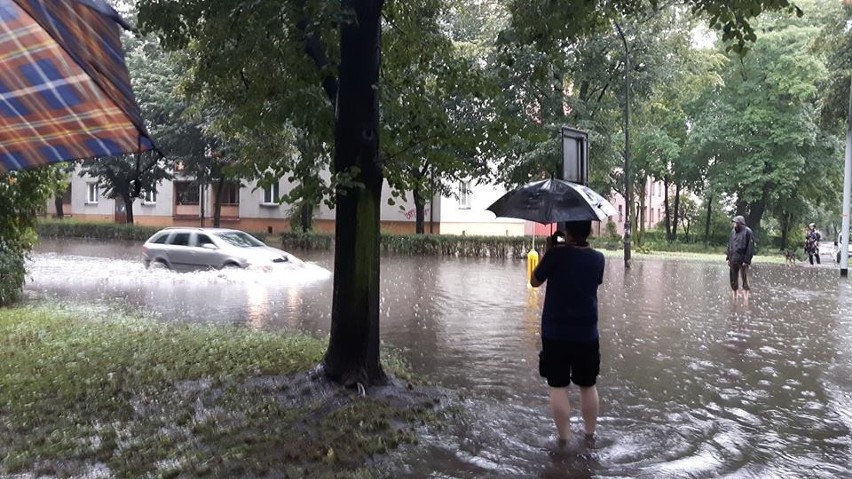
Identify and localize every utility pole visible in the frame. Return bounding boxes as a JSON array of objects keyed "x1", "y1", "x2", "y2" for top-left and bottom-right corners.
[
  {"x1": 841, "y1": 74, "x2": 852, "y2": 277},
  {"x1": 615, "y1": 21, "x2": 632, "y2": 268}
]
